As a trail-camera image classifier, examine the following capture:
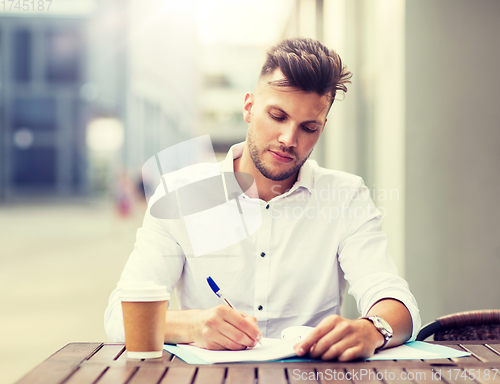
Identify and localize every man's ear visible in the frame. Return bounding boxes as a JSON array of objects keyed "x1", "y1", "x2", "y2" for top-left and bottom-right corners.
[{"x1": 243, "y1": 92, "x2": 253, "y2": 123}]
